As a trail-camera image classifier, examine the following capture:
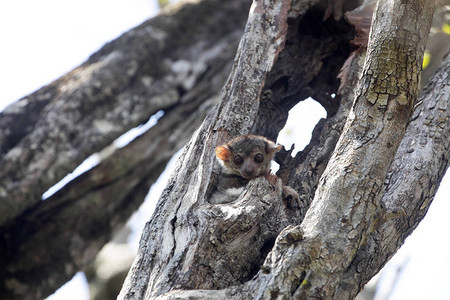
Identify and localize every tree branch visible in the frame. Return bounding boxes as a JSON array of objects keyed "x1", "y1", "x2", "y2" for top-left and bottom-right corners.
[
  {"x1": 336, "y1": 51, "x2": 450, "y2": 298},
  {"x1": 0, "y1": 0, "x2": 251, "y2": 298},
  {"x1": 252, "y1": 0, "x2": 434, "y2": 298},
  {"x1": 0, "y1": 0, "x2": 251, "y2": 227},
  {"x1": 119, "y1": 0, "x2": 304, "y2": 298}
]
